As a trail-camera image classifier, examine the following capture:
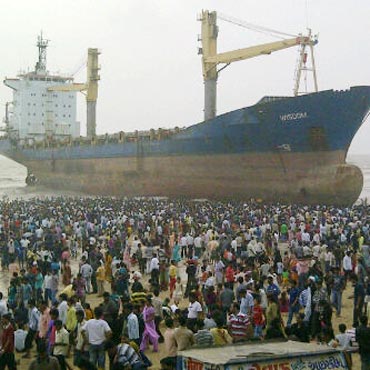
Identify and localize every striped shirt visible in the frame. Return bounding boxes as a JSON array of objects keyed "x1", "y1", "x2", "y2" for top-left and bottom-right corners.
[
  {"x1": 116, "y1": 343, "x2": 141, "y2": 366},
  {"x1": 194, "y1": 329, "x2": 214, "y2": 347},
  {"x1": 229, "y1": 313, "x2": 250, "y2": 341},
  {"x1": 131, "y1": 291, "x2": 147, "y2": 305}
]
